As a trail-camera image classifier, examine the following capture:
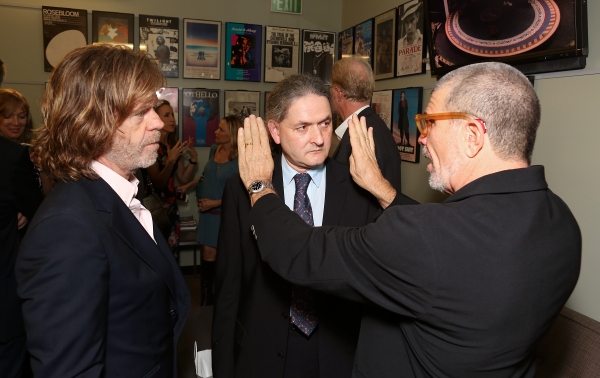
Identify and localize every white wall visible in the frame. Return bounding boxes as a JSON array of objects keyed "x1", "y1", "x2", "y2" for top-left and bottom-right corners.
[
  {"x1": 2, "y1": 0, "x2": 598, "y2": 321},
  {"x1": 0, "y1": 0, "x2": 342, "y2": 265},
  {"x1": 341, "y1": 0, "x2": 600, "y2": 322}
]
